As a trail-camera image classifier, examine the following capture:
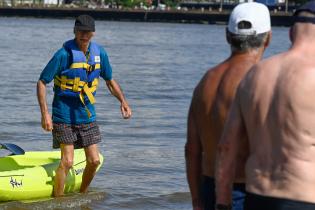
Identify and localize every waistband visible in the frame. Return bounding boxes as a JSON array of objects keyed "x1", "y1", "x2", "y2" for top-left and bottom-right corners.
[
  {"x1": 203, "y1": 176, "x2": 245, "y2": 190},
  {"x1": 245, "y1": 191, "x2": 315, "y2": 210}
]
